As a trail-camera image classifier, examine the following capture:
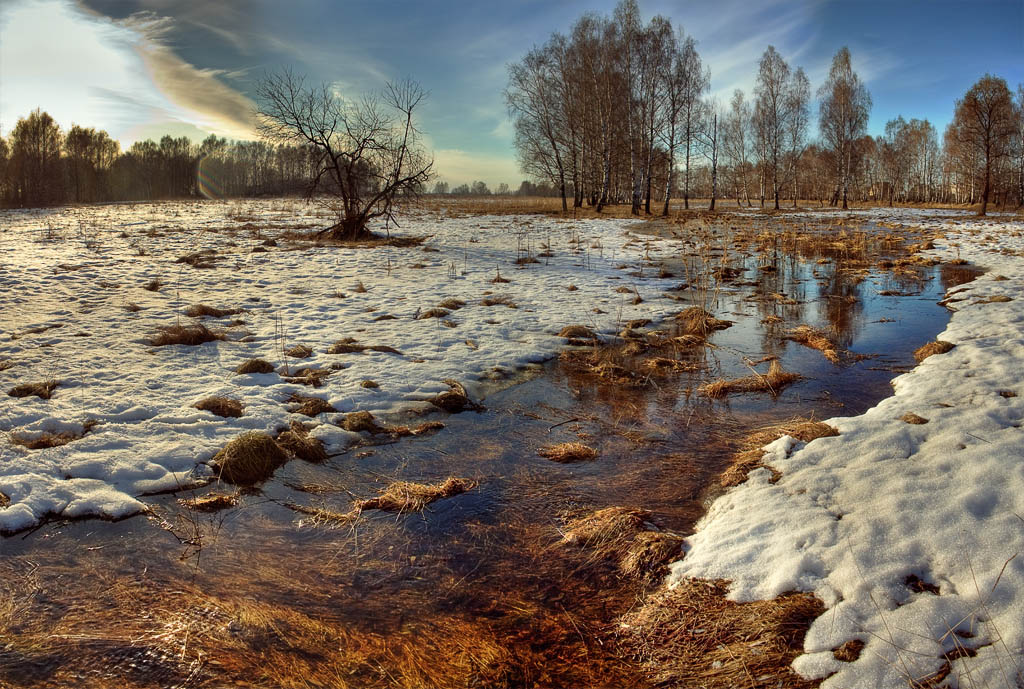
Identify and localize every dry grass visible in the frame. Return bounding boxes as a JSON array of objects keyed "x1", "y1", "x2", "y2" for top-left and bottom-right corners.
[
  {"x1": 285, "y1": 344, "x2": 314, "y2": 358},
  {"x1": 235, "y1": 358, "x2": 275, "y2": 374},
  {"x1": 0, "y1": 360, "x2": 12, "y2": 371},
  {"x1": 288, "y1": 393, "x2": 337, "y2": 417},
  {"x1": 437, "y1": 298, "x2": 465, "y2": 310},
  {"x1": 212, "y1": 431, "x2": 288, "y2": 485},
  {"x1": 147, "y1": 322, "x2": 225, "y2": 347},
  {"x1": 675, "y1": 307, "x2": 733, "y2": 336},
  {"x1": 901, "y1": 412, "x2": 929, "y2": 424},
  {"x1": 328, "y1": 339, "x2": 402, "y2": 355},
  {"x1": 179, "y1": 491, "x2": 238, "y2": 511},
  {"x1": 143, "y1": 278, "x2": 163, "y2": 291},
  {"x1": 184, "y1": 304, "x2": 241, "y2": 318},
  {"x1": 480, "y1": 294, "x2": 517, "y2": 308},
  {"x1": 417, "y1": 307, "x2": 450, "y2": 319},
  {"x1": 360, "y1": 379, "x2": 379, "y2": 388},
  {"x1": 9, "y1": 427, "x2": 86, "y2": 449},
  {"x1": 537, "y1": 442, "x2": 598, "y2": 462},
  {"x1": 341, "y1": 410, "x2": 384, "y2": 433},
  {"x1": 356, "y1": 477, "x2": 474, "y2": 513},
  {"x1": 175, "y1": 249, "x2": 218, "y2": 268},
  {"x1": 560, "y1": 506, "x2": 682, "y2": 579},
  {"x1": 429, "y1": 380, "x2": 481, "y2": 413},
  {"x1": 787, "y1": 325, "x2": 840, "y2": 364},
  {"x1": 8, "y1": 379, "x2": 59, "y2": 400},
  {"x1": 557, "y1": 324, "x2": 597, "y2": 340},
  {"x1": 700, "y1": 360, "x2": 801, "y2": 398},
  {"x1": 194, "y1": 396, "x2": 244, "y2": 418},
  {"x1": 619, "y1": 578, "x2": 824, "y2": 689},
  {"x1": 276, "y1": 421, "x2": 328, "y2": 462},
  {"x1": 913, "y1": 340, "x2": 954, "y2": 362},
  {"x1": 720, "y1": 419, "x2": 838, "y2": 487}
]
